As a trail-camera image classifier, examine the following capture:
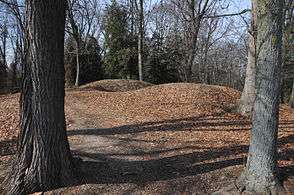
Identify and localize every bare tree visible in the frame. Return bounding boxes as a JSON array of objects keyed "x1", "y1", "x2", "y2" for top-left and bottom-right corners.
[
  {"x1": 2, "y1": 0, "x2": 77, "y2": 193},
  {"x1": 67, "y1": 0, "x2": 82, "y2": 86},
  {"x1": 138, "y1": 0, "x2": 144, "y2": 81},
  {"x1": 66, "y1": 0, "x2": 101, "y2": 86},
  {"x1": 236, "y1": 0, "x2": 285, "y2": 193},
  {"x1": 238, "y1": 0, "x2": 257, "y2": 115},
  {"x1": 0, "y1": 18, "x2": 8, "y2": 68},
  {"x1": 0, "y1": 0, "x2": 25, "y2": 90},
  {"x1": 171, "y1": 0, "x2": 213, "y2": 82}
]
